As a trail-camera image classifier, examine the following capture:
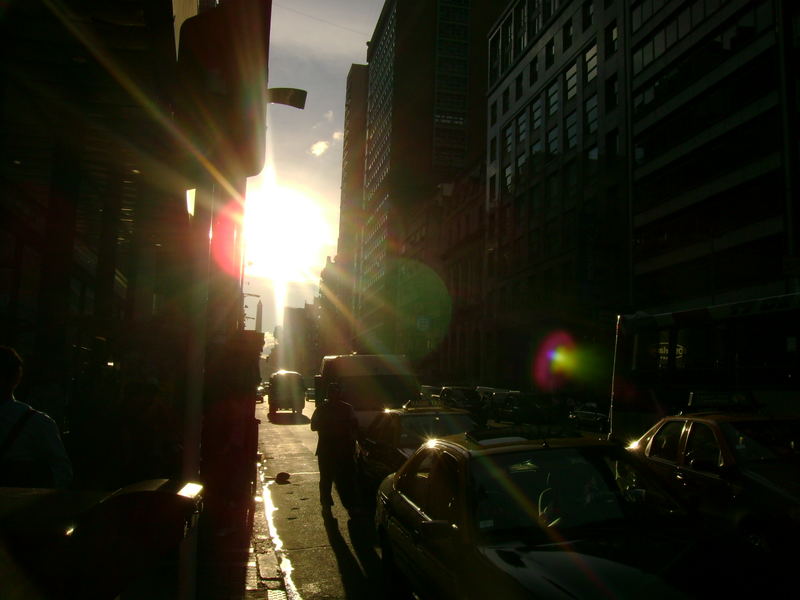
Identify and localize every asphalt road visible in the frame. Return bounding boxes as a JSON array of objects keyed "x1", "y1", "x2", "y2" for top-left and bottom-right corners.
[{"x1": 256, "y1": 401, "x2": 385, "y2": 600}]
